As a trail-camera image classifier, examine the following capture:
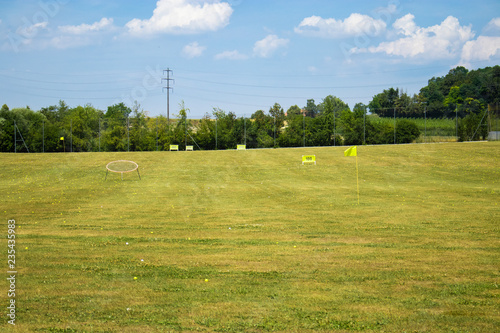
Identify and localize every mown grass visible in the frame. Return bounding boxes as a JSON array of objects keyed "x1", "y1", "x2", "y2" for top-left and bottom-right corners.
[{"x1": 1, "y1": 142, "x2": 499, "y2": 332}]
